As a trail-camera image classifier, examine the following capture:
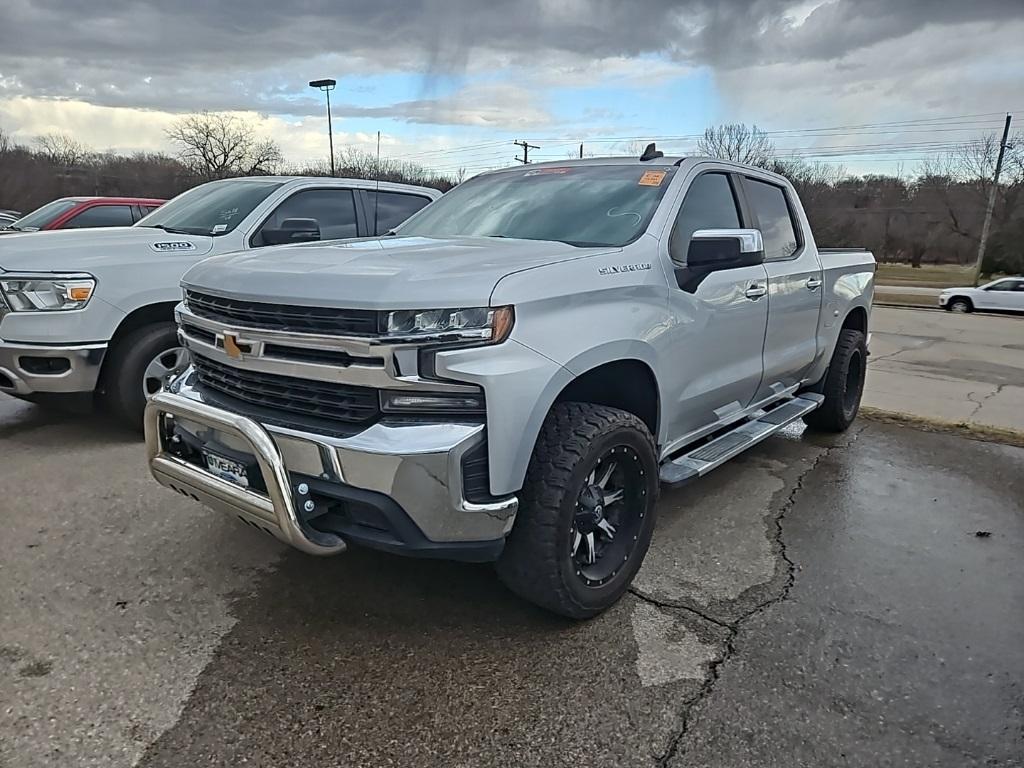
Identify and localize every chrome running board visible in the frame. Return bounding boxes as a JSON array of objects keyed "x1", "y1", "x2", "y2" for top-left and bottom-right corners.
[{"x1": 659, "y1": 394, "x2": 824, "y2": 488}]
